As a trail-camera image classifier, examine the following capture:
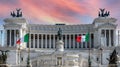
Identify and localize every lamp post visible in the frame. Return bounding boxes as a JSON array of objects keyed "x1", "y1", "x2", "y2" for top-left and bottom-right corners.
[
  {"x1": 26, "y1": 48, "x2": 30, "y2": 67},
  {"x1": 99, "y1": 48, "x2": 103, "y2": 65},
  {"x1": 26, "y1": 26, "x2": 31, "y2": 67},
  {"x1": 88, "y1": 45, "x2": 91, "y2": 67},
  {"x1": 16, "y1": 30, "x2": 21, "y2": 64}
]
